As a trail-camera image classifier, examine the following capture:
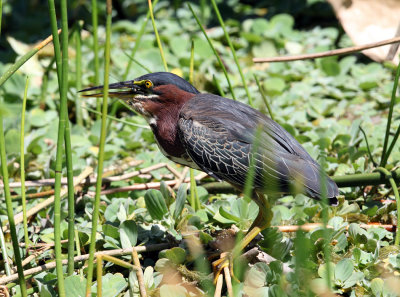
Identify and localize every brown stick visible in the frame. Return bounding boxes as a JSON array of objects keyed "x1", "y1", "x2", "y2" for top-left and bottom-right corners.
[
  {"x1": 2, "y1": 162, "x2": 165, "y2": 189},
  {"x1": 34, "y1": 29, "x2": 61, "y2": 51},
  {"x1": 174, "y1": 167, "x2": 189, "y2": 190},
  {"x1": 214, "y1": 273, "x2": 223, "y2": 297},
  {"x1": 276, "y1": 223, "x2": 396, "y2": 232},
  {"x1": 2, "y1": 167, "x2": 93, "y2": 232},
  {"x1": 0, "y1": 243, "x2": 170, "y2": 285},
  {"x1": 88, "y1": 177, "x2": 192, "y2": 196},
  {"x1": 221, "y1": 253, "x2": 233, "y2": 297},
  {"x1": 11, "y1": 246, "x2": 51, "y2": 273},
  {"x1": 253, "y1": 36, "x2": 400, "y2": 63},
  {"x1": 132, "y1": 248, "x2": 147, "y2": 297}
]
